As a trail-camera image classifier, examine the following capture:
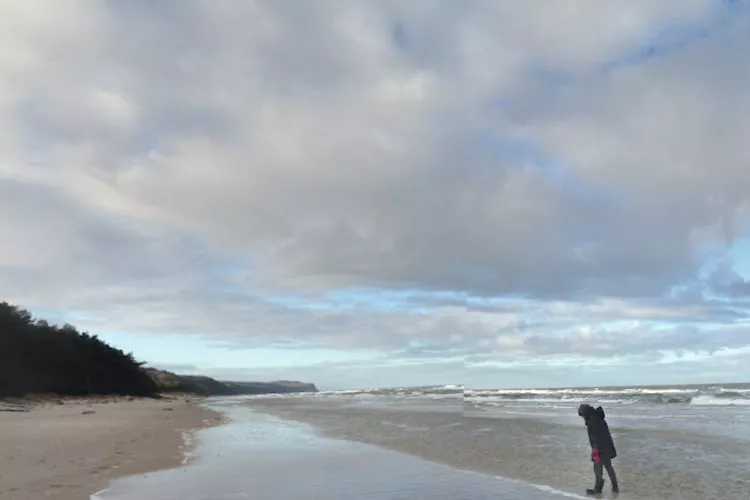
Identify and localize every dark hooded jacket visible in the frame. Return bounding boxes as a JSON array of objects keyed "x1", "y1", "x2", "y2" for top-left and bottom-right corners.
[{"x1": 578, "y1": 404, "x2": 617, "y2": 460}]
